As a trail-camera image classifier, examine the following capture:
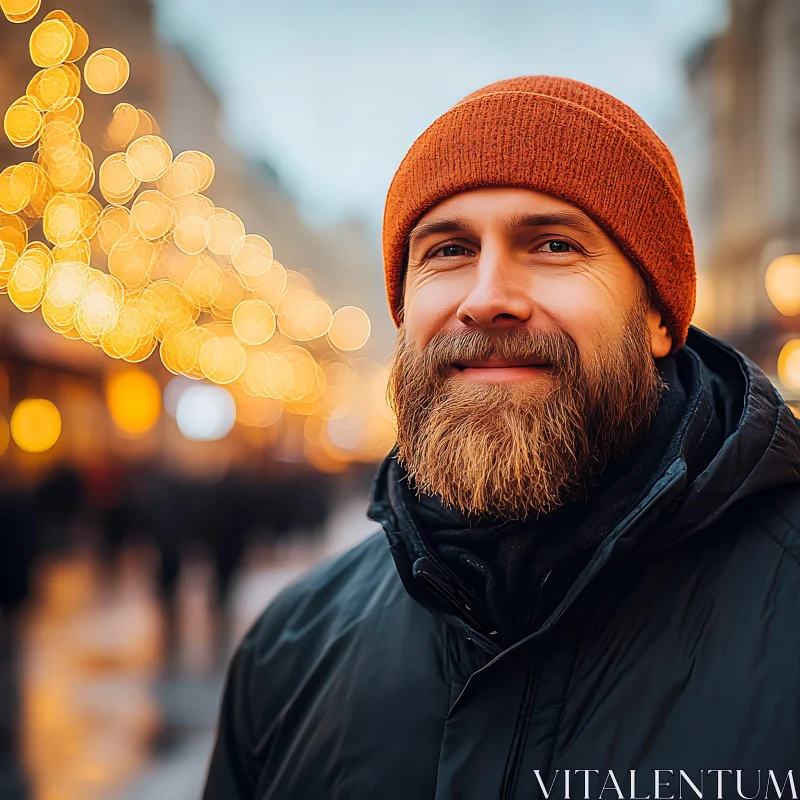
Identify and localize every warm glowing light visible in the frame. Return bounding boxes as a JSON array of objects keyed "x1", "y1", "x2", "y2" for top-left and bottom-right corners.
[
  {"x1": 328, "y1": 306, "x2": 371, "y2": 351},
  {"x1": 1, "y1": 0, "x2": 41, "y2": 25},
  {"x1": 105, "y1": 368, "x2": 161, "y2": 435},
  {"x1": 99, "y1": 151, "x2": 140, "y2": 205},
  {"x1": 327, "y1": 412, "x2": 365, "y2": 451},
  {"x1": 206, "y1": 208, "x2": 245, "y2": 256},
  {"x1": 173, "y1": 215, "x2": 210, "y2": 255},
  {"x1": 0, "y1": 9, "x2": 393, "y2": 465},
  {"x1": 4, "y1": 96, "x2": 42, "y2": 146},
  {"x1": 198, "y1": 335, "x2": 246, "y2": 384},
  {"x1": 232, "y1": 298, "x2": 275, "y2": 345},
  {"x1": 691, "y1": 274, "x2": 716, "y2": 332},
  {"x1": 8, "y1": 241, "x2": 51, "y2": 312},
  {"x1": 778, "y1": 339, "x2": 800, "y2": 394},
  {"x1": 126, "y1": 135, "x2": 172, "y2": 182},
  {"x1": 11, "y1": 398, "x2": 61, "y2": 452},
  {"x1": 29, "y1": 19, "x2": 73, "y2": 68},
  {"x1": 765, "y1": 255, "x2": 800, "y2": 317},
  {"x1": 277, "y1": 288, "x2": 332, "y2": 341},
  {"x1": 83, "y1": 47, "x2": 129, "y2": 94},
  {"x1": 130, "y1": 189, "x2": 175, "y2": 240},
  {"x1": 233, "y1": 391, "x2": 282, "y2": 428},
  {"x1": 231, "y1": 234, "x2": 272, "y2": 277}
]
